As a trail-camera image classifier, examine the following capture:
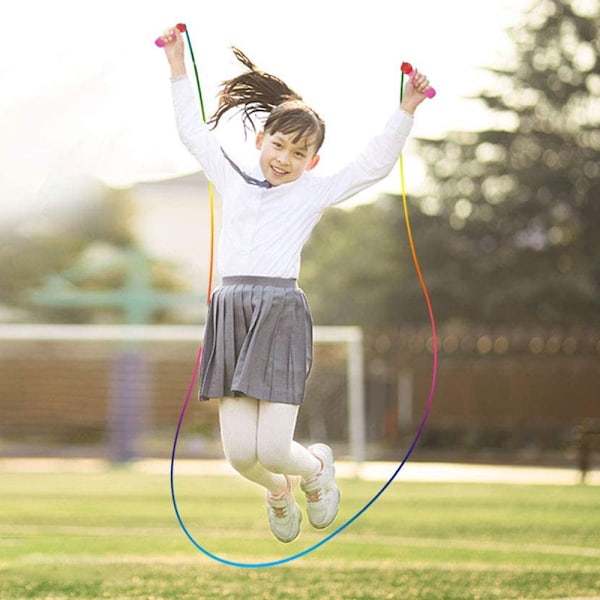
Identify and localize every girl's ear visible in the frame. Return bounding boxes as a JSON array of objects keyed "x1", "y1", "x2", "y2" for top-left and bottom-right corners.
[
  {"x1": 255, "y1": 131, "x2": 264, "y2": 149},
  {"x1": 306, "y1": 154, "x2": 320, "y2": 171}
]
